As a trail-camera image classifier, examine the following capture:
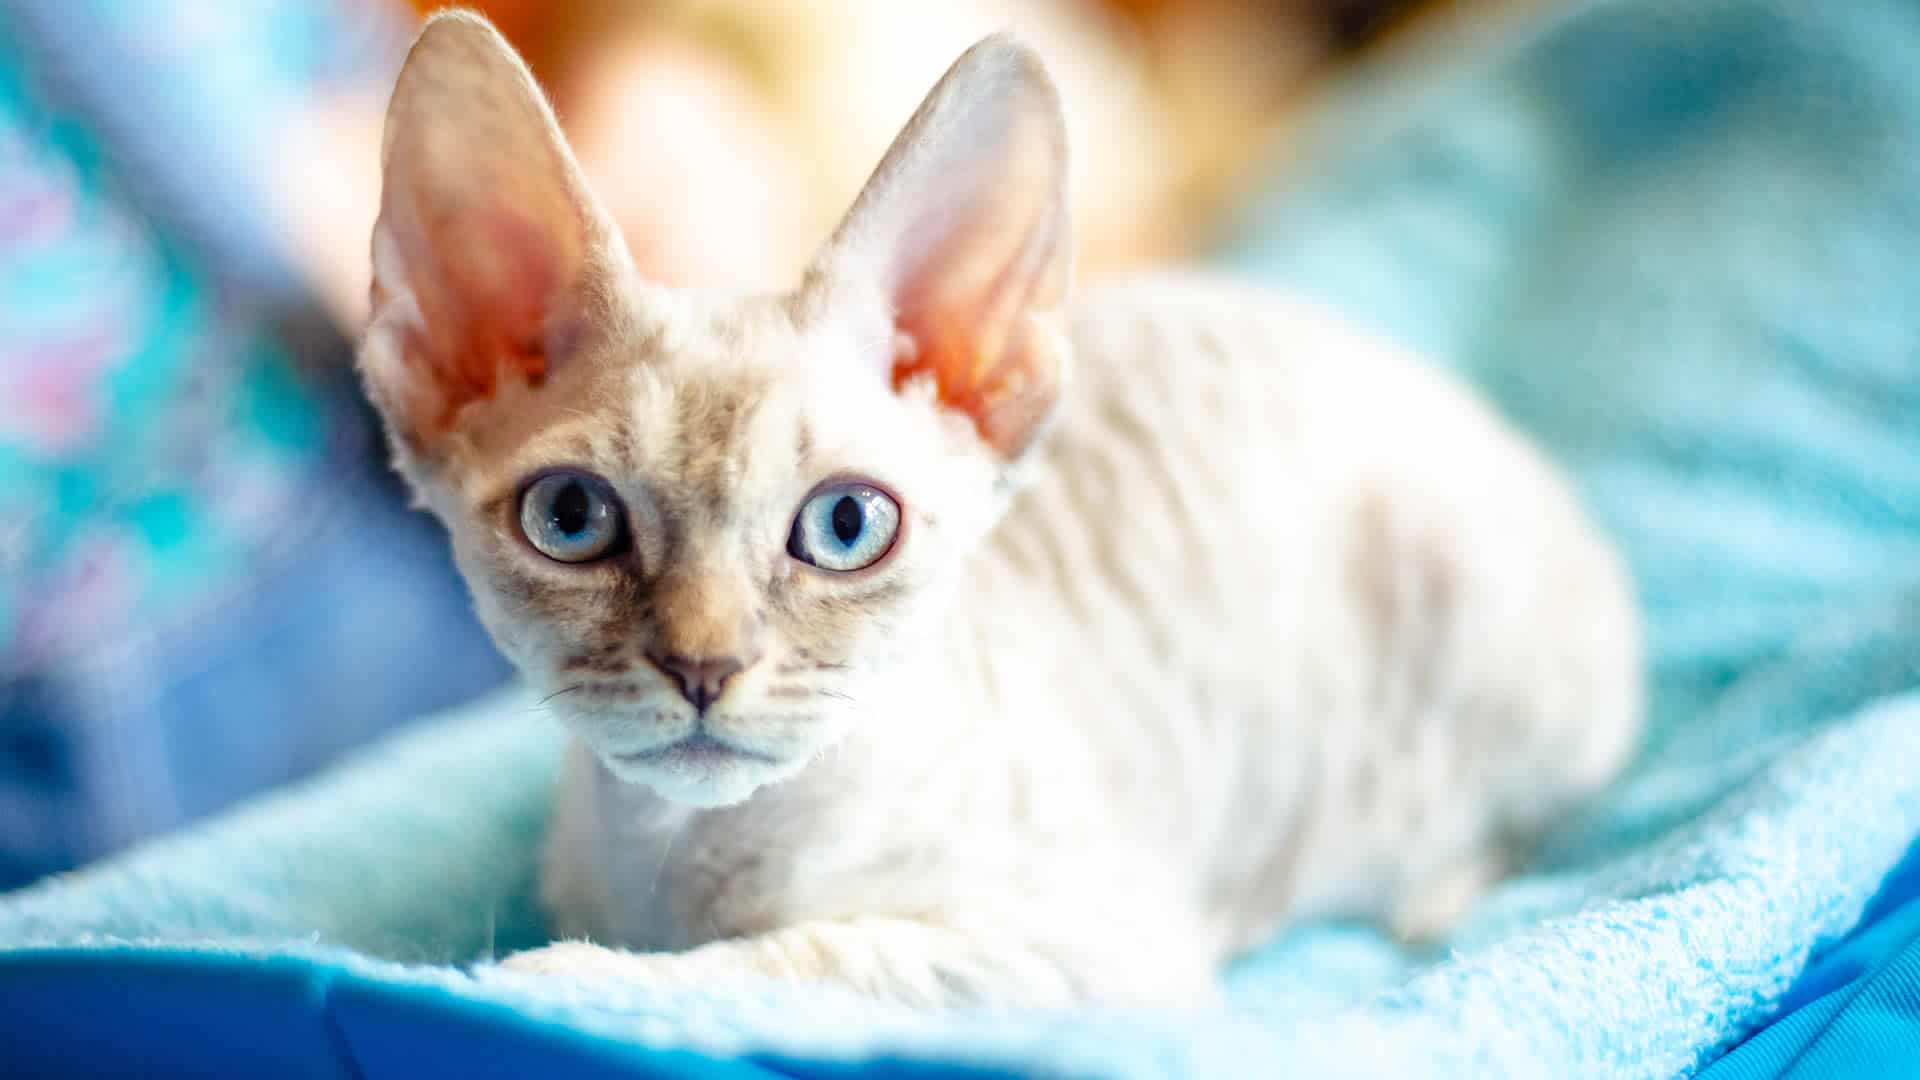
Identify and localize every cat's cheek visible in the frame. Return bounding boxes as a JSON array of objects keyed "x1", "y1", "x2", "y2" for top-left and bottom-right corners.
[
  {"x1": 458, "y1": 579, "x2": 597, "y2": 695},
  {"x1": 459, "y1": 579, "x2": 530, "y2": 663}
]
